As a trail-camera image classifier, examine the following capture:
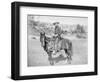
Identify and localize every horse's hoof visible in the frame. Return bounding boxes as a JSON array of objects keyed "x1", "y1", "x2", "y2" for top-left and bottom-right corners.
[{"x1": 50, "y1": 61, "x2": 54, "y2": 65}]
